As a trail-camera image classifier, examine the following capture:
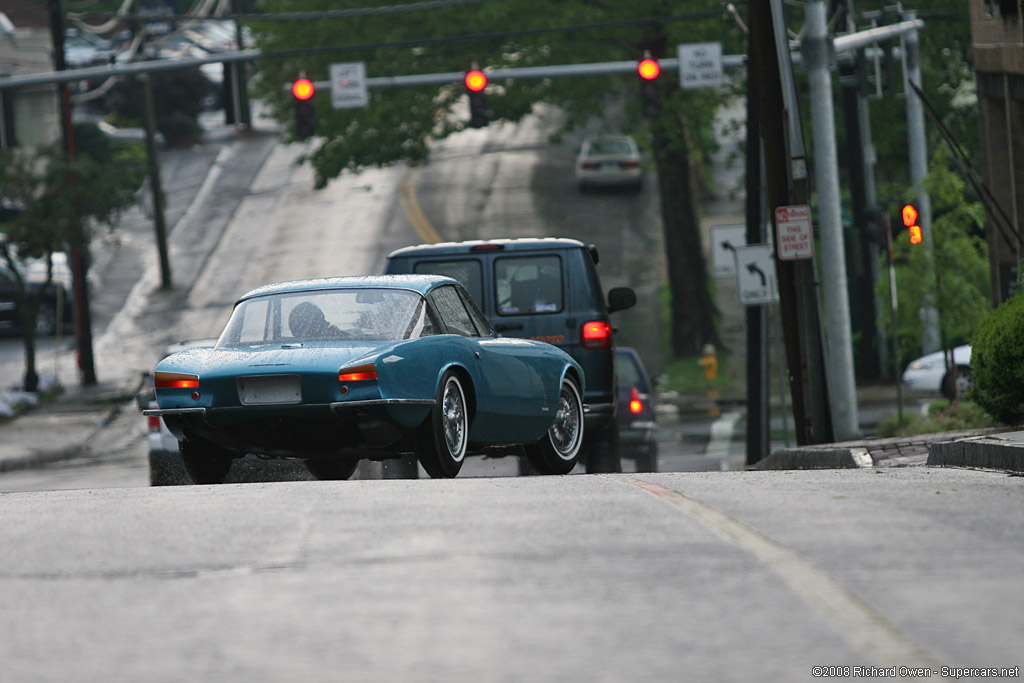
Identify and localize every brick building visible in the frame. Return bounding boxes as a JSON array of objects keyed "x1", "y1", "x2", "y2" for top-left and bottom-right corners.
[{"x1": 972, "y1": 0, "x2": 1024, "y2": 303}]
